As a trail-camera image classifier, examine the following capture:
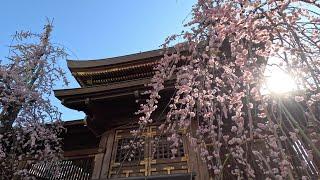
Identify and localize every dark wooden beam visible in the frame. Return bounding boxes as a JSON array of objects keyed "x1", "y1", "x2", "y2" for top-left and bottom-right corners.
[{"x1": 64, "y1": 148, "x2": 99, "y2": 158}]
